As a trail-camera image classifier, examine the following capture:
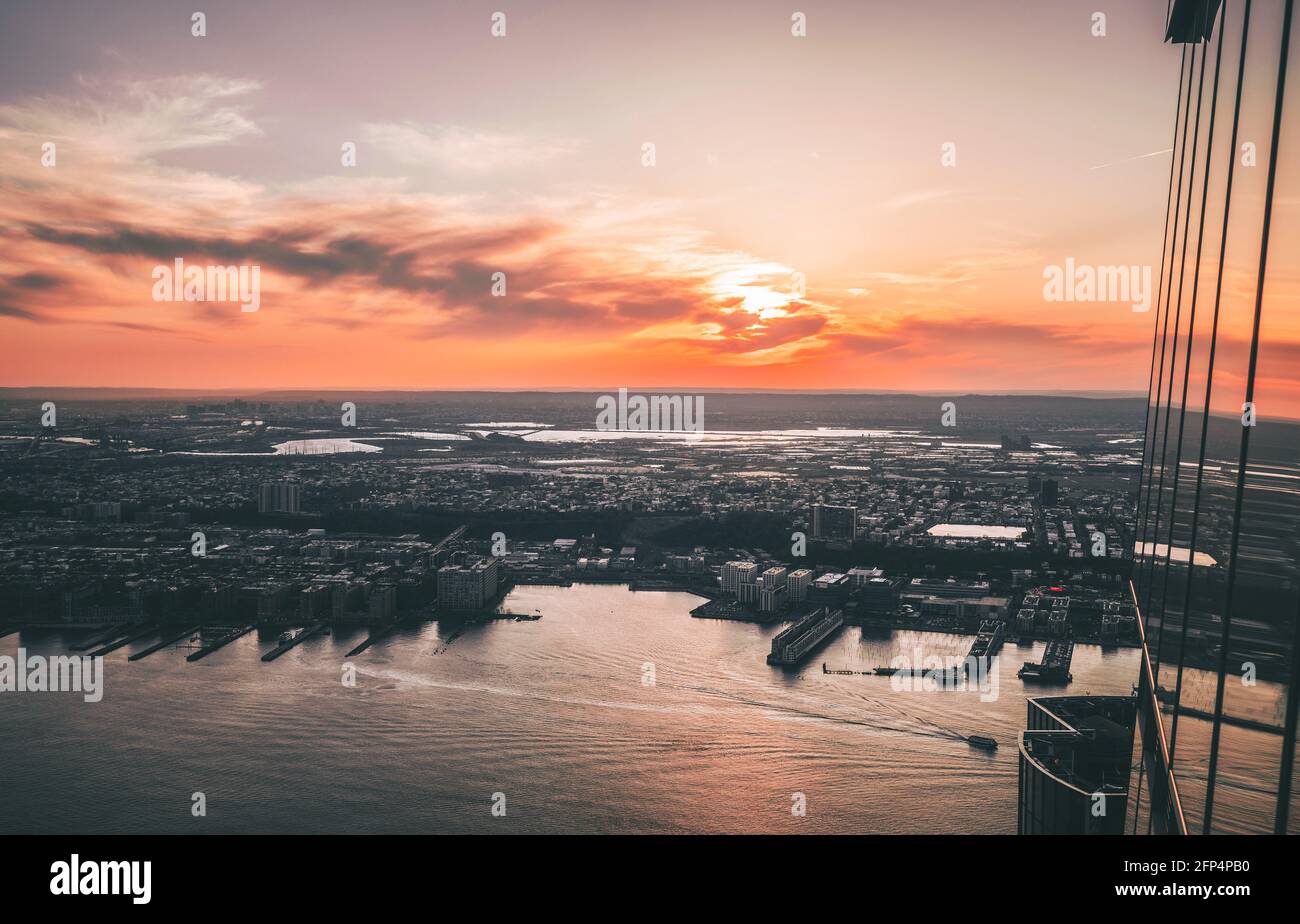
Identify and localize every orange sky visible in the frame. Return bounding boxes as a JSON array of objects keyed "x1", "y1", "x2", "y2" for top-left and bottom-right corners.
[{"x1": 0, "y1": 0, "x2": 1295, "y2": 400}]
